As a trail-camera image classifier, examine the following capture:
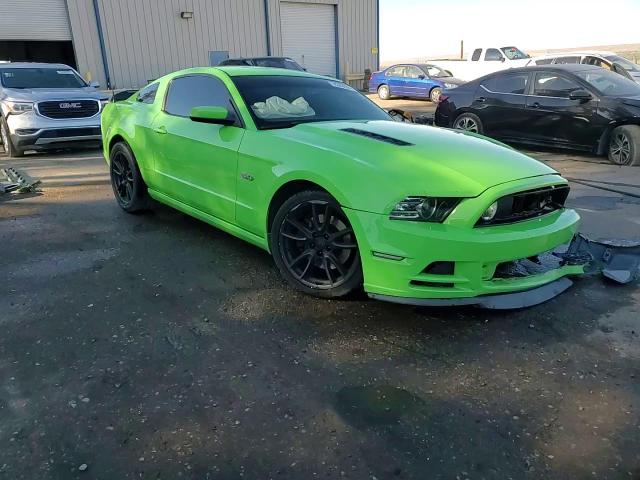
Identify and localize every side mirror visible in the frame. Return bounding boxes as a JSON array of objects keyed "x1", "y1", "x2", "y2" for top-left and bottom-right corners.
[
  {"x1": 500, "y1": 57, "x2": 506, "y2": 63},
  {"x1": 418, "y1": 74, "x2": 426, "y2": 80},
  {"x1": 89, "y1": 81, "x2": 100, "y2": 88},
  {"x1": 569, "y1": 89, "x2": 593, "y2": 102},
  {"x1": 189, "y1": 106, "x2": 236, "y2": 126}
]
